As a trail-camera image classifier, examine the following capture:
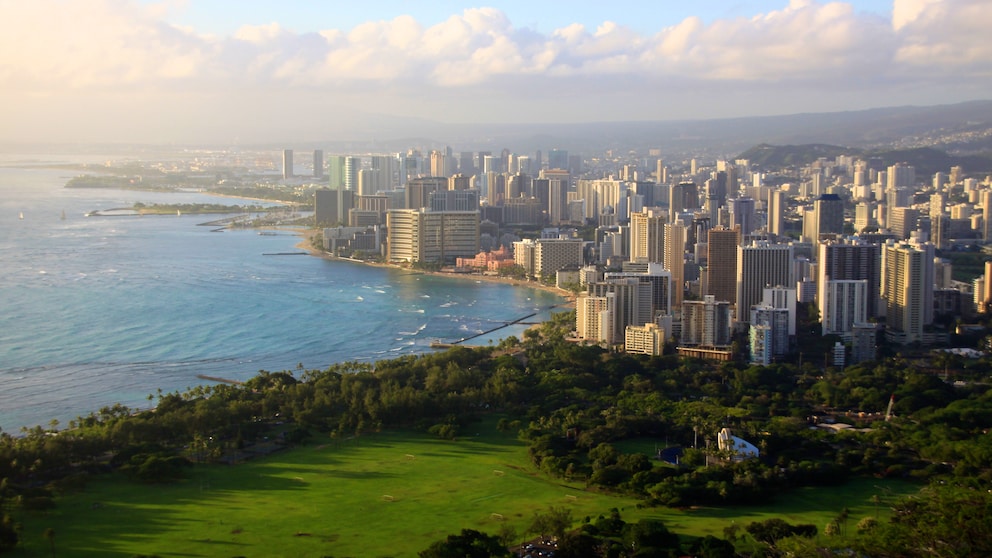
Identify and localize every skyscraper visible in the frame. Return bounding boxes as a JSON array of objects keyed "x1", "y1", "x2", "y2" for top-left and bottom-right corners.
[
  {"x1": 882, "y1": 239, "x2": 935, "y2": 345},
  {"x1": 813, "y1": 193, "x2": 844, "y2": 238},
  {"x1": 313, "y1": 149, "x2": 324, "y2": 179},
  {"x1": 670, "y1": 182, "x2": 699, "y2": 221},
  {"x1": 541, "y1": 169, "x2": 570, "y2": 225},
  {"x1": 768, "y1": 189, "x2": 785, "y2": 237},
  {"x1": 343, "y1": 156, "x2": 360, "y2": 191},
  {"x1": 730, "y1": 196, "x2": 756, "y2": 238},
  {"x1": 405, "y1": 177, "x2": 447, "y2": 210},
  {"x1": 982, "y1": 190, "x2": 992, "y2": 242},
  {"x1": 548, "y1": 149, "x2": 568, "y2": 171},
  {"x1": 663, "y1": 221, "x2": 687, "y2": 311},
  {"x1": 282, "y1": 149, "x2": 294, "y2": 179},
  {"x1": 386, "y1": 209, "x2": 480, "y2": 264},
  {"x1": 737, "y1": 241, "x2": 794, "y2": 325},
  {"x1": 681, "y1": 295, "x2": 732, "y2": 348},
  {"x1": 819, "y1": 280, "x2": 869, "y2": 339},
  {"x1": 429, "y1": 150, "x2": 447, "y2": 178},
  {"x1": 817, "y1": 238, "x2": 882, "y2": 319},
  {"x1": 706, "y1": 226, "x2": 740, "y2": 305},
  {"x1": 629, "y1": 209, "x2": 667, "y2": 263}
]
